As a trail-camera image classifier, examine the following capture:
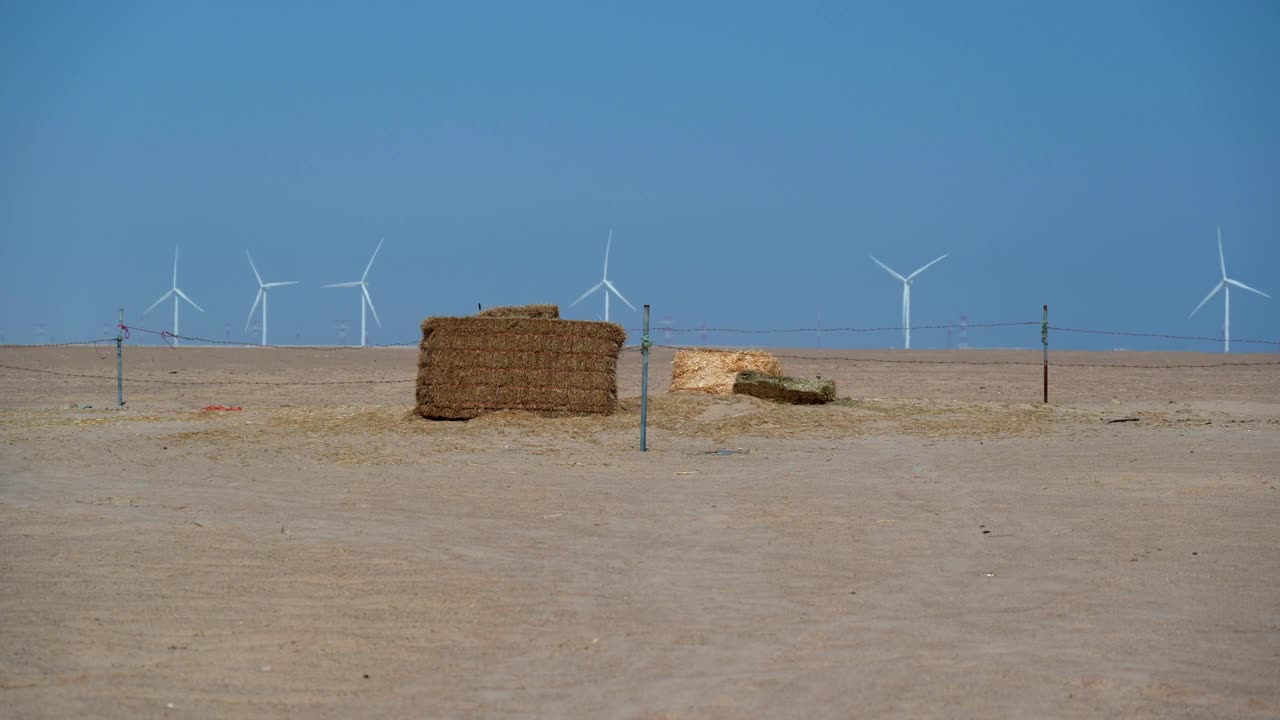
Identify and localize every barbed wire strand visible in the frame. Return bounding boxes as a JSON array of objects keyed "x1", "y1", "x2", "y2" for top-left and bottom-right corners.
[
  {"x1": 646, "y1": 344, "x2": 1280, "y2": 369},
  {"x1": 1049, "y1": 326, "x2": 1280, "y2": 346},
  {"x1": 640, "y1": 320, "x2": 1041, "y2": 334},
  {"x1": 0, "y1": 363, "x2": 414, "y2": 385},
  {"x1": 4, "y1": 320, "x2": 1275, "y2": 350},
  {"x1": 124, "y1": 326, "x2": 417, "y2": 350},
  {"x1": 3, "y1": 344, "x2": 1278, "y2": 387},
  {"x1": 0, "y1": 338, "x2": 116, "y2": 349}
]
